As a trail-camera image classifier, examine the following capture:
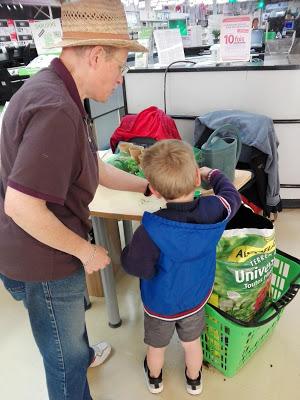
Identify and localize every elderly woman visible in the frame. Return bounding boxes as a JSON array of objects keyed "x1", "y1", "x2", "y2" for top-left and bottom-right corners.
[{"x1": 0, "y1": 1, "x2": 147, "y2": 399}]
